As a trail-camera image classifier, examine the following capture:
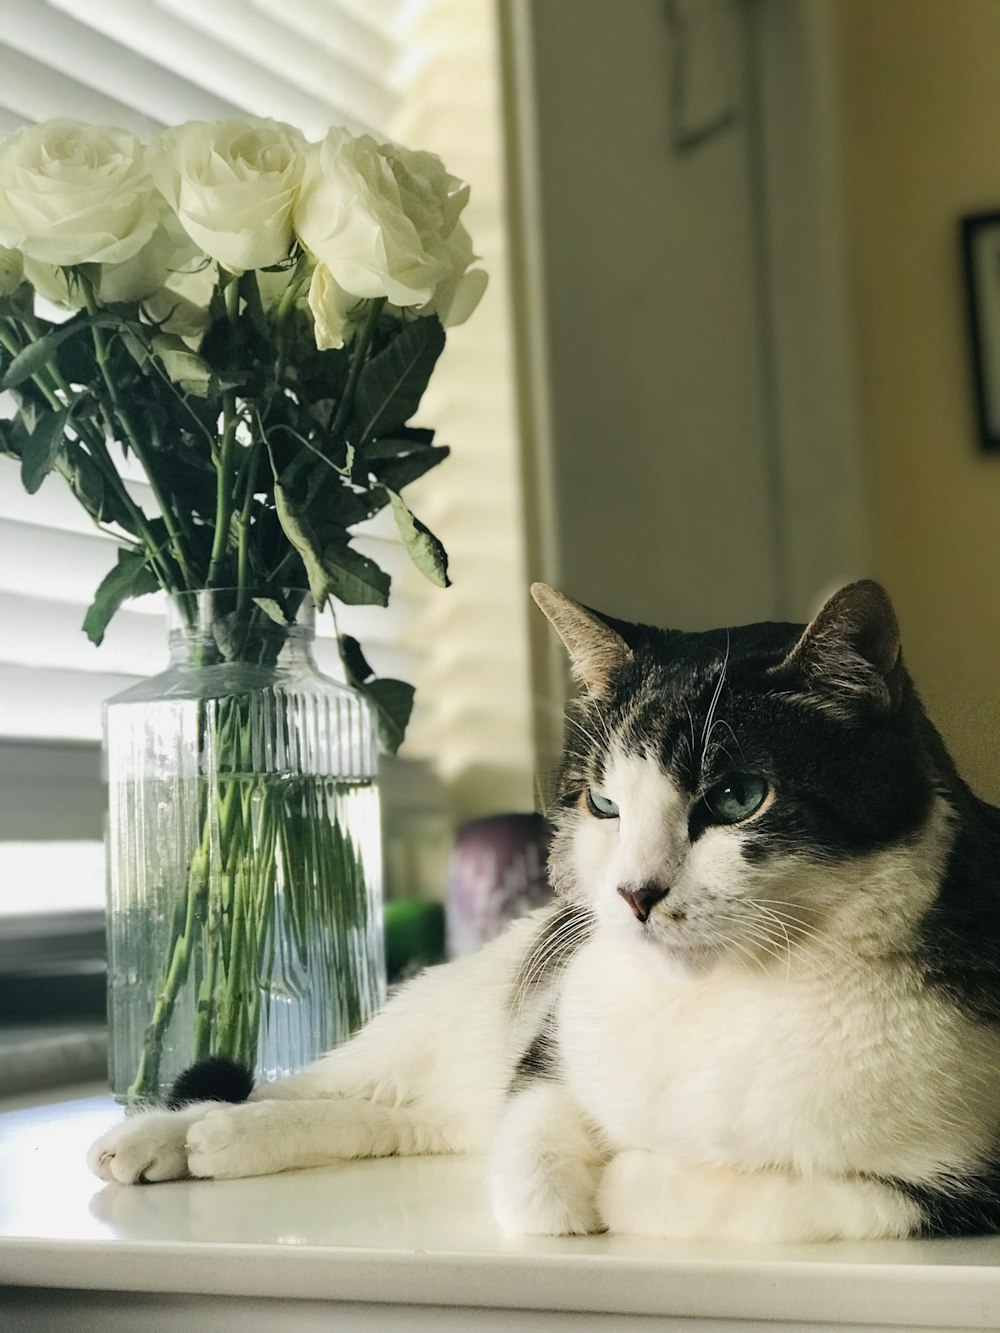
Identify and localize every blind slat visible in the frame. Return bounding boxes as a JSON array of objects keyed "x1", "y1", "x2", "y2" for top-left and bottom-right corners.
[
  {"x1": 0, "y1": 519, "x2": 118, "y2": 604},
  {"x1": 6, "y1": 0, "x2": 240, "y2": 127},
  {"x1": 158, "y1": 0, "x2": 397, "y2": 130},
  {"x1": 0, "y1": 664, "x2": 140, "y2": 740},
  {"x1": 0, "y1": 458, "x2": 156, "y2": 539},
  {"x1": 50, "y1": 0, "x2": 384, "y2": 137},
  {"x1": 250, "y1": 0, "x2": 397, "y2": 82},
  {"x1": 0, "y1": 45, "x2": 162, "y2": 136}
]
